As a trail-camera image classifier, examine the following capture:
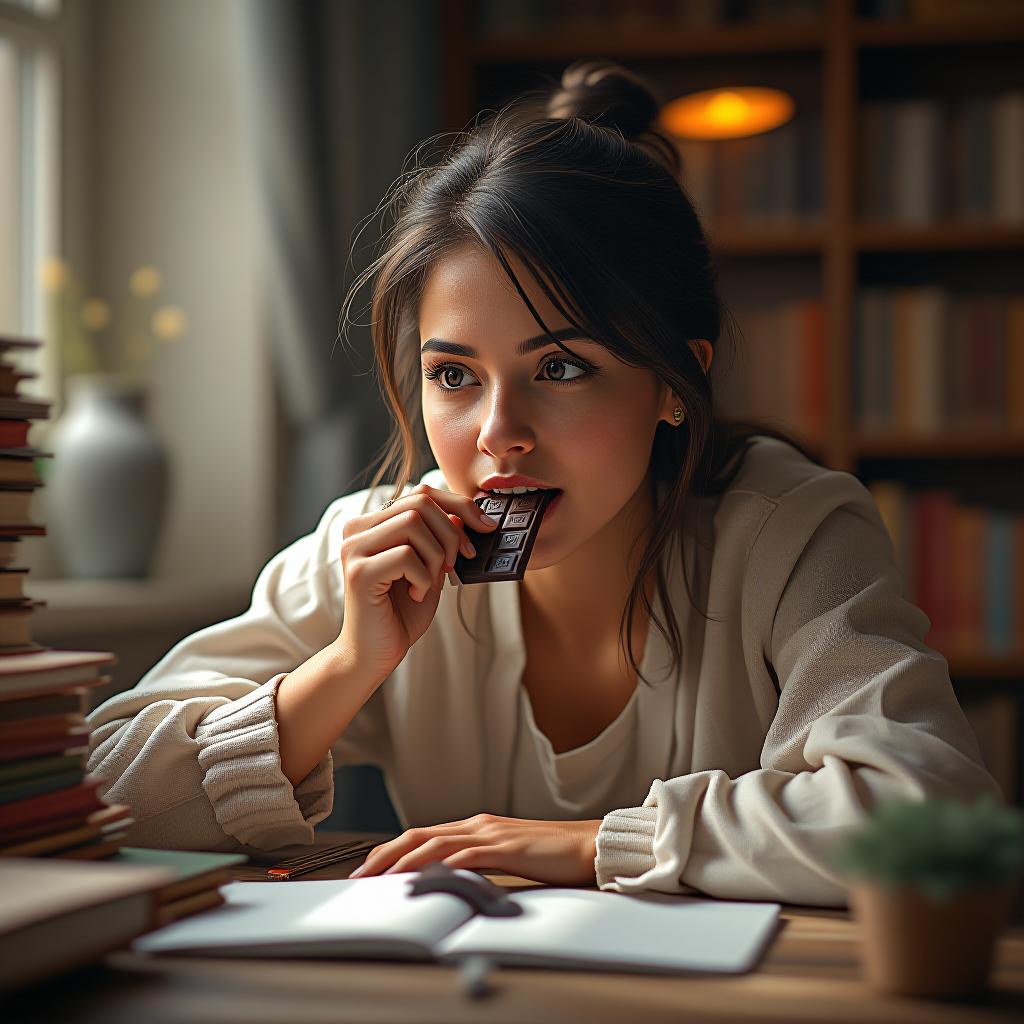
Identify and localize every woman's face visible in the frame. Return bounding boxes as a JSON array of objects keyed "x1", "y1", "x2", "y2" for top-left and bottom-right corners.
[{"x1": 418, "y1": 244, "x2": 678, "y2": 570}]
